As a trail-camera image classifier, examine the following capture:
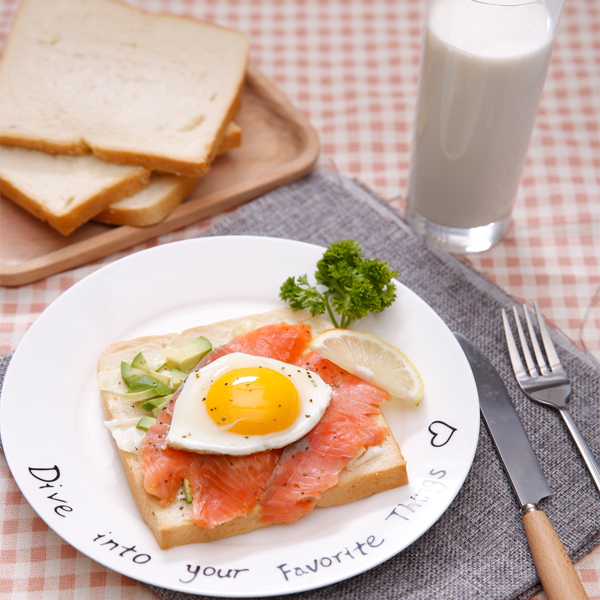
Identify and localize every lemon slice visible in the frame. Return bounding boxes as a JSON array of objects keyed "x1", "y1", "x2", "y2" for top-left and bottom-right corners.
[{"x1": 308, "y1": 329, "x2": 424, "y2": 406}]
